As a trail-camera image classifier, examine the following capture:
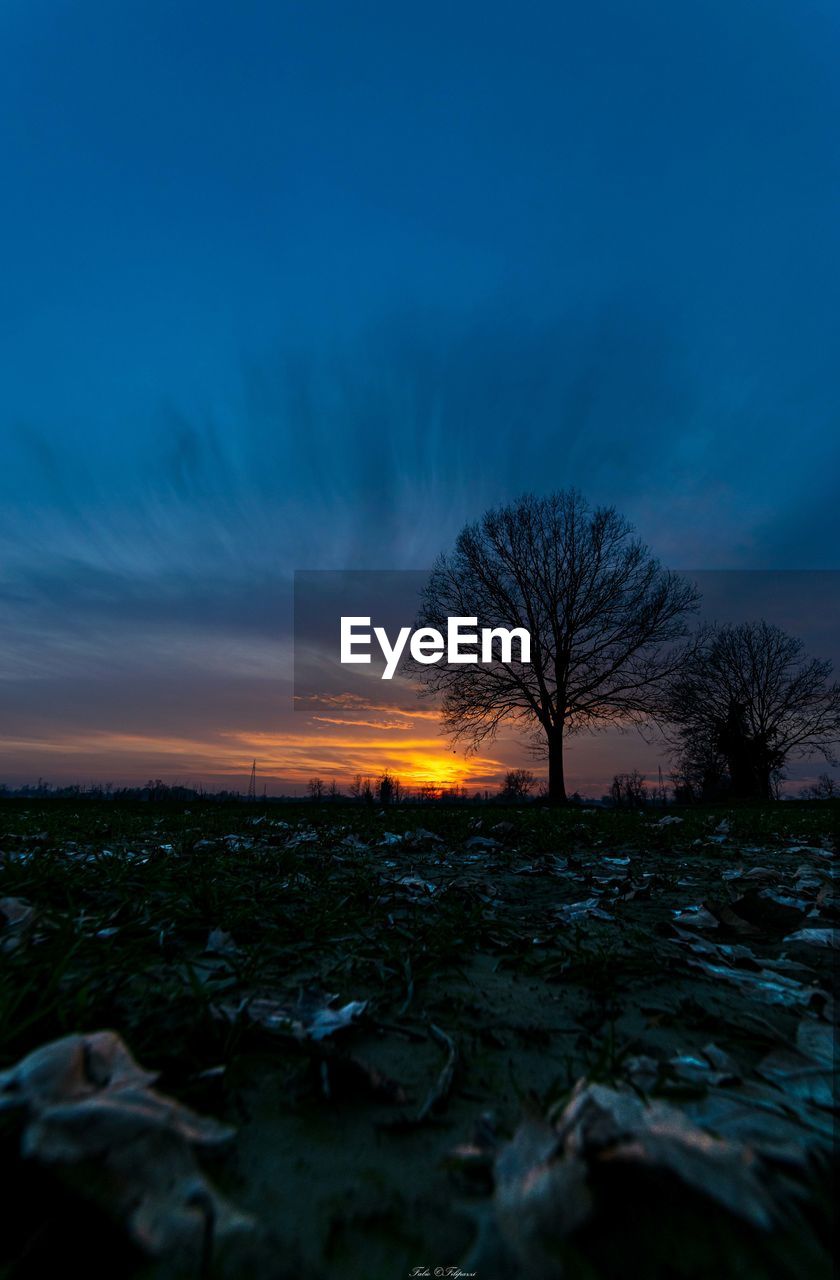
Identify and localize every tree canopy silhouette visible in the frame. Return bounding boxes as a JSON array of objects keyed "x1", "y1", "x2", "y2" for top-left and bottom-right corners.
[
  {"x1": 417, "y1": 490, "x2": 699, "y2": 802},
  {"x1": 664, "y1": 620, "x2": 840, "y2": 800}
]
